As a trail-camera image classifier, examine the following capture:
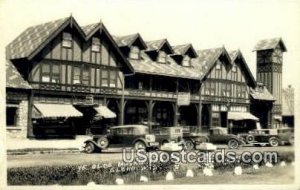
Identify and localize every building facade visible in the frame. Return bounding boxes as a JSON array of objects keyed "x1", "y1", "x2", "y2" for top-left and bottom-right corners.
[{"x1": 6, "y1": 16, "x2": 283, "y2": 138}]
